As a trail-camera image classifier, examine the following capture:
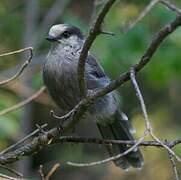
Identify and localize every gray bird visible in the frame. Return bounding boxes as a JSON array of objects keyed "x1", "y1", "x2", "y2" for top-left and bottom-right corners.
[{"x1": 43, "y1": 24, "x2": 143, "y2": 170}]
